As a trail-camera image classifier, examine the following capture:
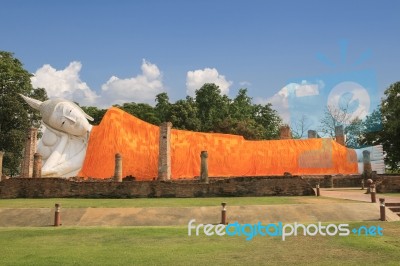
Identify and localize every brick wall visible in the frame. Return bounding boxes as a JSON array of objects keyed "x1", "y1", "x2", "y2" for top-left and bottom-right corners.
[
  {"x1": 303, "y1": 174, "x2": 400, "y2": 190},
  {"x1": 376, "y1": 175, "x2": 400, "y2": 193},
  {"x1": 0, "y1": 176, "x2": 315, "y2": 199},
  {"x1": 303, "y1": 175, "x2": 366, "y2": 188}
]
